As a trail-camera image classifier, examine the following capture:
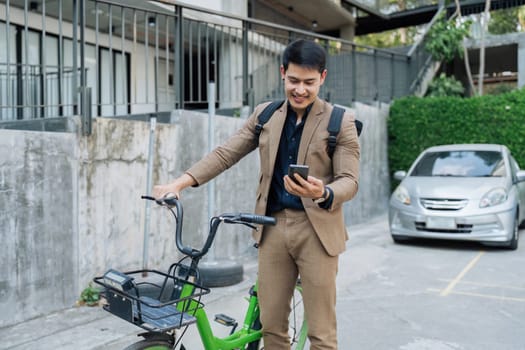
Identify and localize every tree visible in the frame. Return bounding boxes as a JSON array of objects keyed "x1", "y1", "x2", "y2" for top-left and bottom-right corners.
[
  {"x1": 424, "y1": 12, "x2": 471, "y2": 62},
  {"x1": 426, "y1": 73, "x2": 465, "y2": 97},
  {"x1": 488, "y1": 7, "x2": 522, "y2": 34},
  {"x1": 354, "y1": 0, "x2": 436, "y2": 48},
  {"x1": 451, "y1": 0, "x2": 476, "y2": 96},
  {"x1": 520, "y1": 6, "x2": 525, "y2": 30},
  {"x1": 478, "y1": 0, "x2": 490, "y2": 96},
  {"x1": 354, "y1": 29, "x2": 416, "y2": 48}
]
